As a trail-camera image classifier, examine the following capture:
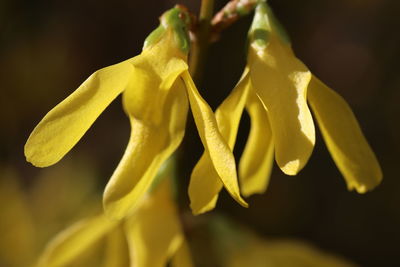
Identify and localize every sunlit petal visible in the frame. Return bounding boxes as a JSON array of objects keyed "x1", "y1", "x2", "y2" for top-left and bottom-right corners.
[
  {"x1": 249, "y1": 37, "x2": 315, "y2": 175},
  {"x1": 307, "y1": 76, "x2": 382, "y2": 193},
  {"x1": 103, "y1": 78, "x2": 188, "y2": 219},
  {"x1": 24, "y1": 60, "x2": 135, "y2": 167},
  {"x1": 183, "y1": 70, "x2": 248, "y2": 211},
  {"x1": 239, "y1": 89, "x2": 274, "y2": 196}
]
